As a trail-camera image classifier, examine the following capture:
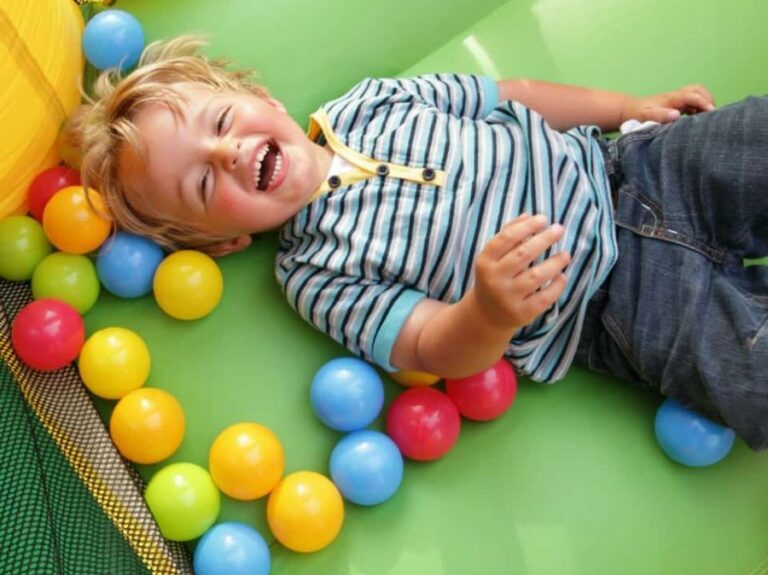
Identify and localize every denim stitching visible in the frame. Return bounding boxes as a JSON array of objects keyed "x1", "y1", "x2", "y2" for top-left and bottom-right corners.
[{"x1": 601, "y1": 312, "x2": 650, "y2": 384}]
